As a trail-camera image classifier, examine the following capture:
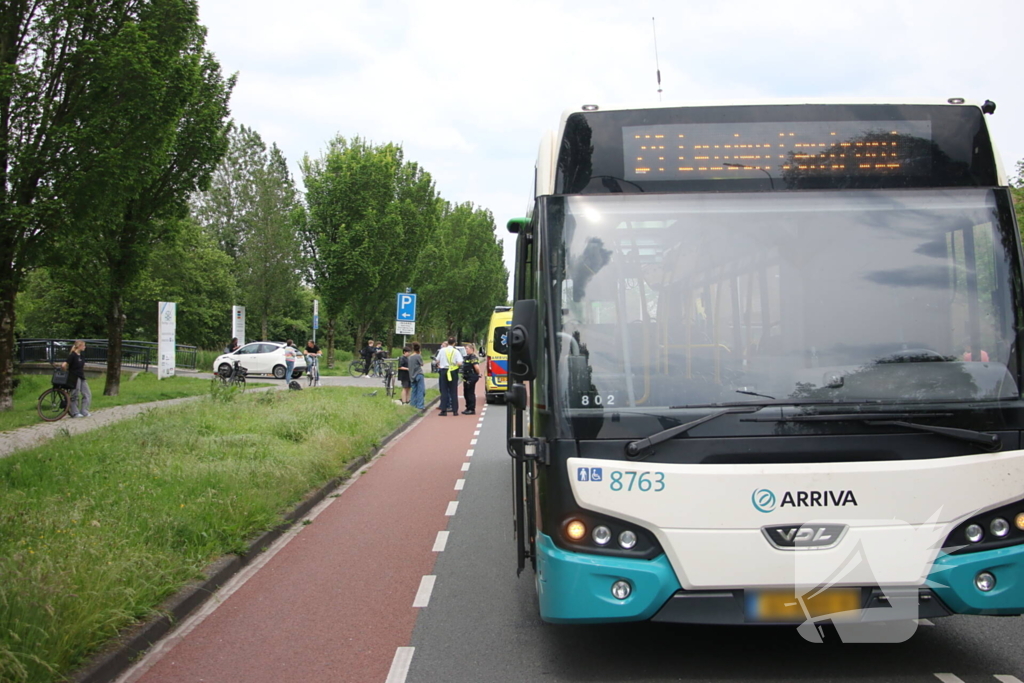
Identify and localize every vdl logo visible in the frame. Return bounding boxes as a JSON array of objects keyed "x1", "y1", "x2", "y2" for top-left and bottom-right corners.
[{"x1": 752, "y1": 488, "x2": 777, "y2": 513}]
